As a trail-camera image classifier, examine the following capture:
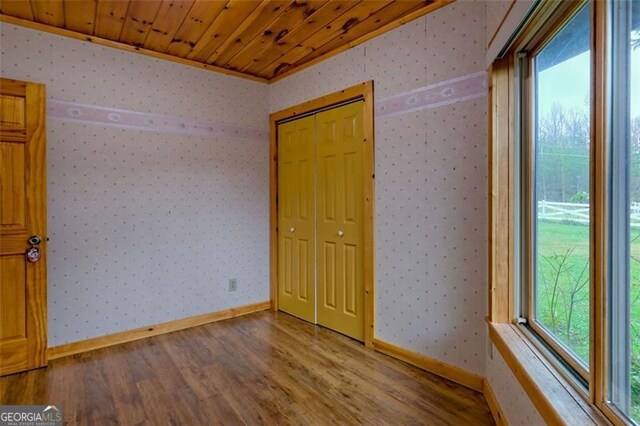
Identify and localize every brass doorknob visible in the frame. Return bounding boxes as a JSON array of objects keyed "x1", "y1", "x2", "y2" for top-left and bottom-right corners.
[
  {"x1": 338, "y1": 231, "x2": 344, "y2": 237},
  {"x1": 289, "y1": 227, "x2": 295, "y2": 233}
]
